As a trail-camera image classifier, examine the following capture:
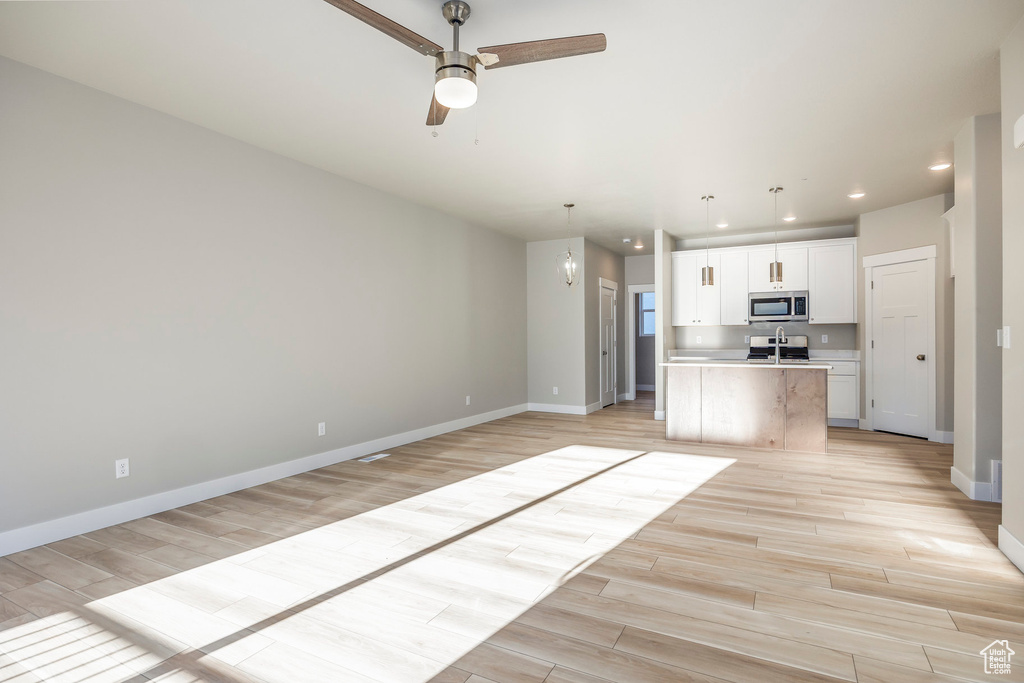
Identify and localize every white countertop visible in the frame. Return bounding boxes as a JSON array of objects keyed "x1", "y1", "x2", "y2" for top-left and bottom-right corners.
[{"x1": 660, "y1": 359, "x2": 833, "y2": 370}]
